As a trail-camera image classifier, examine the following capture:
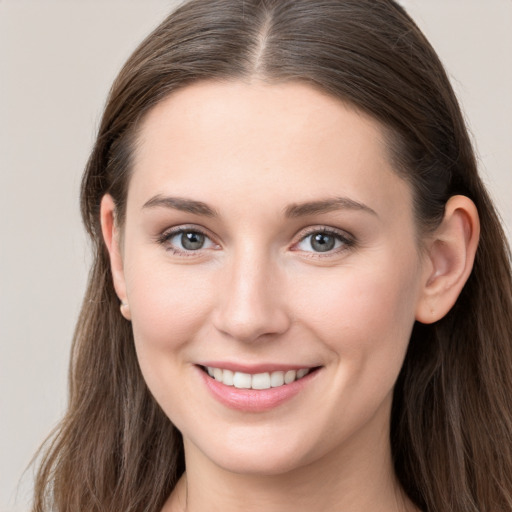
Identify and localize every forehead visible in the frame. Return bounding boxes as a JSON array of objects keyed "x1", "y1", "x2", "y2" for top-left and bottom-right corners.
[
  {"x1": 129, "y1": 80, "x2": 412, "y2": 221},
  {"x1": 134, "y1": 80, "x2": 387, "y2": 166}
]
